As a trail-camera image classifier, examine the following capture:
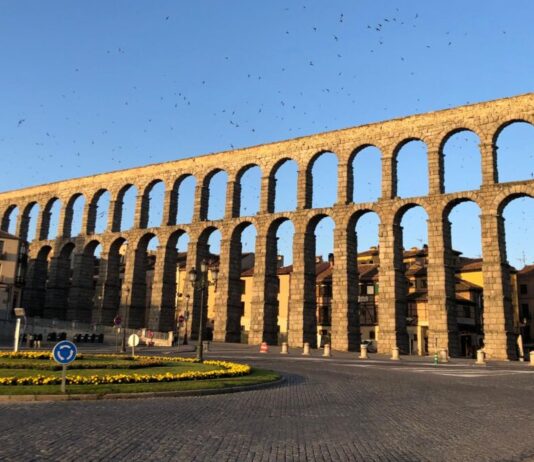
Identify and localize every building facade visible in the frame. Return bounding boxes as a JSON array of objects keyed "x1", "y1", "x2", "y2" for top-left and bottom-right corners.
[{"x1": 0, "y1": 230, "x2": 27, "y2": 319}]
